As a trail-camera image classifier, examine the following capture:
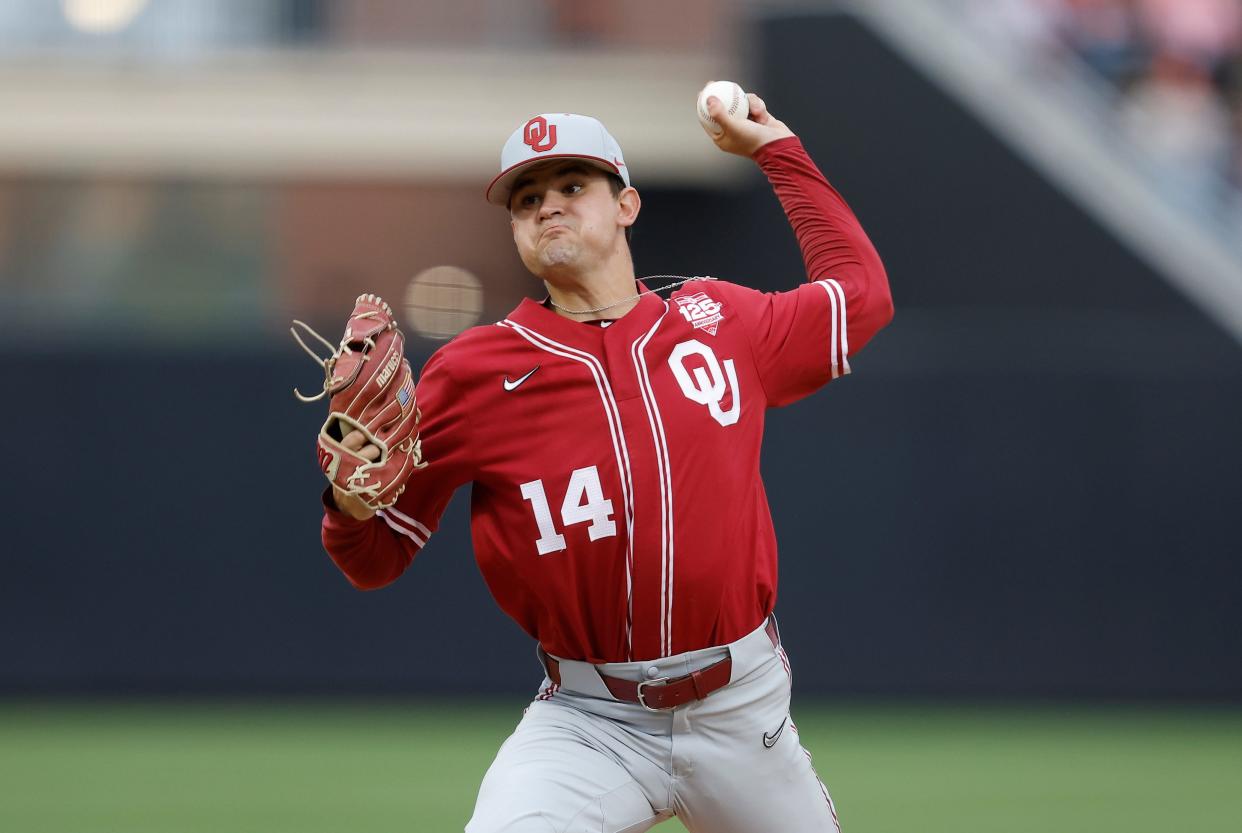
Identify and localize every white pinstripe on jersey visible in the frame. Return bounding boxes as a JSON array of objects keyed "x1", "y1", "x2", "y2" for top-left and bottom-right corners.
[{"x1": 630, "y1": 304, "x2": 676, "y2": 657}]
